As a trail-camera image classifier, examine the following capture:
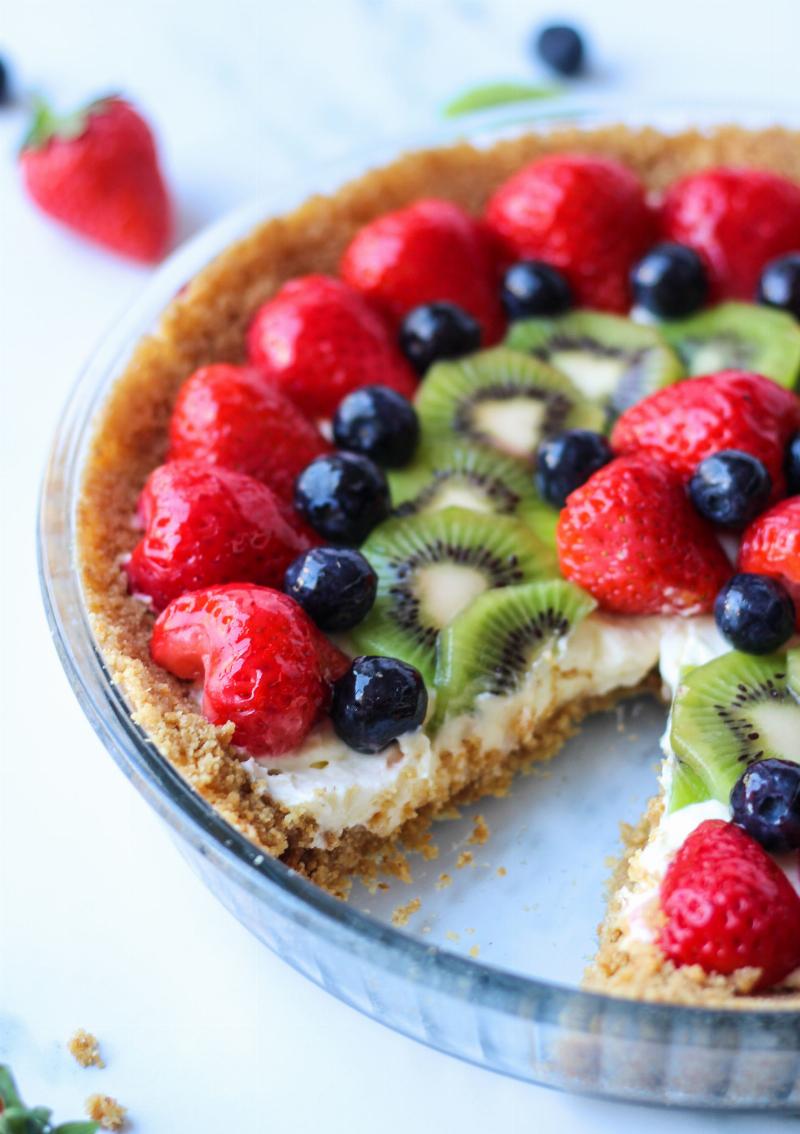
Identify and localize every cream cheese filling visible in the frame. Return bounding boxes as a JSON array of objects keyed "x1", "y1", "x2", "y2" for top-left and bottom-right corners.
[{"x1": 243, "y1": 612, "x2": 667, "y2": 844}]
